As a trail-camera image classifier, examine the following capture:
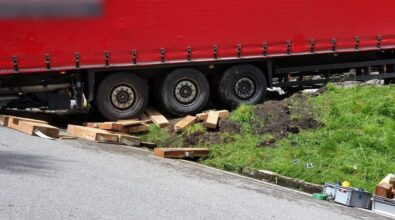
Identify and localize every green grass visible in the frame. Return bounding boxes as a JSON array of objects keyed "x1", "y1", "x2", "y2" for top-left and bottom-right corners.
[
  {"x1": 204, "y1": 133, "x2": 263, "y2": 173},
  {"x1": 139, "y1": 85, "x2": 394, "y2": 191},
  {"x1": 230, "y1": 104, "x2": 255, "y2": 132},
  {"x1": 204, "y1": 85, "x2": 395, "y2": 192},
  {"x1": 140, "y1": 124, "x2": 183, "y2": 148},
  {"x1": 140, "y1": 124, "x2": 171, "y2": 146}
]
